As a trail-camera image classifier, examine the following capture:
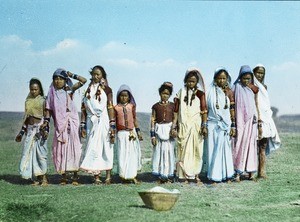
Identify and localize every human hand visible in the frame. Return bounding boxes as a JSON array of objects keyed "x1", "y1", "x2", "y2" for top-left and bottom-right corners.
[
  {"x1": 230, "y1": 128, "x2": 236, "y2": 137},
  {"x1": 138, "y1": 133, "x2": 143, "y2": 141},
  {"x1": 15, "y1": 133, "x2": 22, "y2": 142},
  {"x1": 170, "y1": 129, "x2": 177, "y2": 138},
  {"x1": 201, "y1": 127, "x2": 208, "y2": 137},
  {"x1": 81, "y1": 128, "x2": 87, "y2": 138},
  {"x1": 151, "y1": 137, "x2": 157, "y2": 146}
]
